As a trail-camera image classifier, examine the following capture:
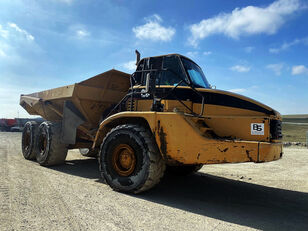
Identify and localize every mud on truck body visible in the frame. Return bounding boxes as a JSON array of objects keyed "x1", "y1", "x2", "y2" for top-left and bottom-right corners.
[{"x1": 20, "y1": 52, "x2": 283, "y2": 193}]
